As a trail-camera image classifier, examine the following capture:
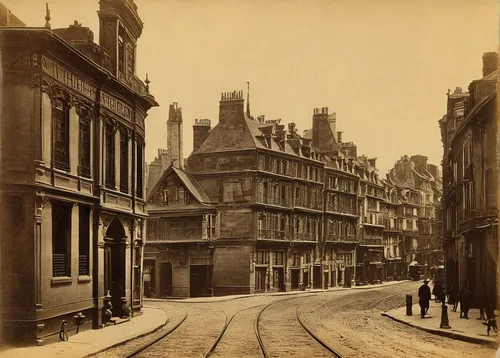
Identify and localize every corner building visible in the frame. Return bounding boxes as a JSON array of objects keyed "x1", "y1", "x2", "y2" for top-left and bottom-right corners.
[{"x1": 0, "y1": 0, "x2": 158, "y2": 344}]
